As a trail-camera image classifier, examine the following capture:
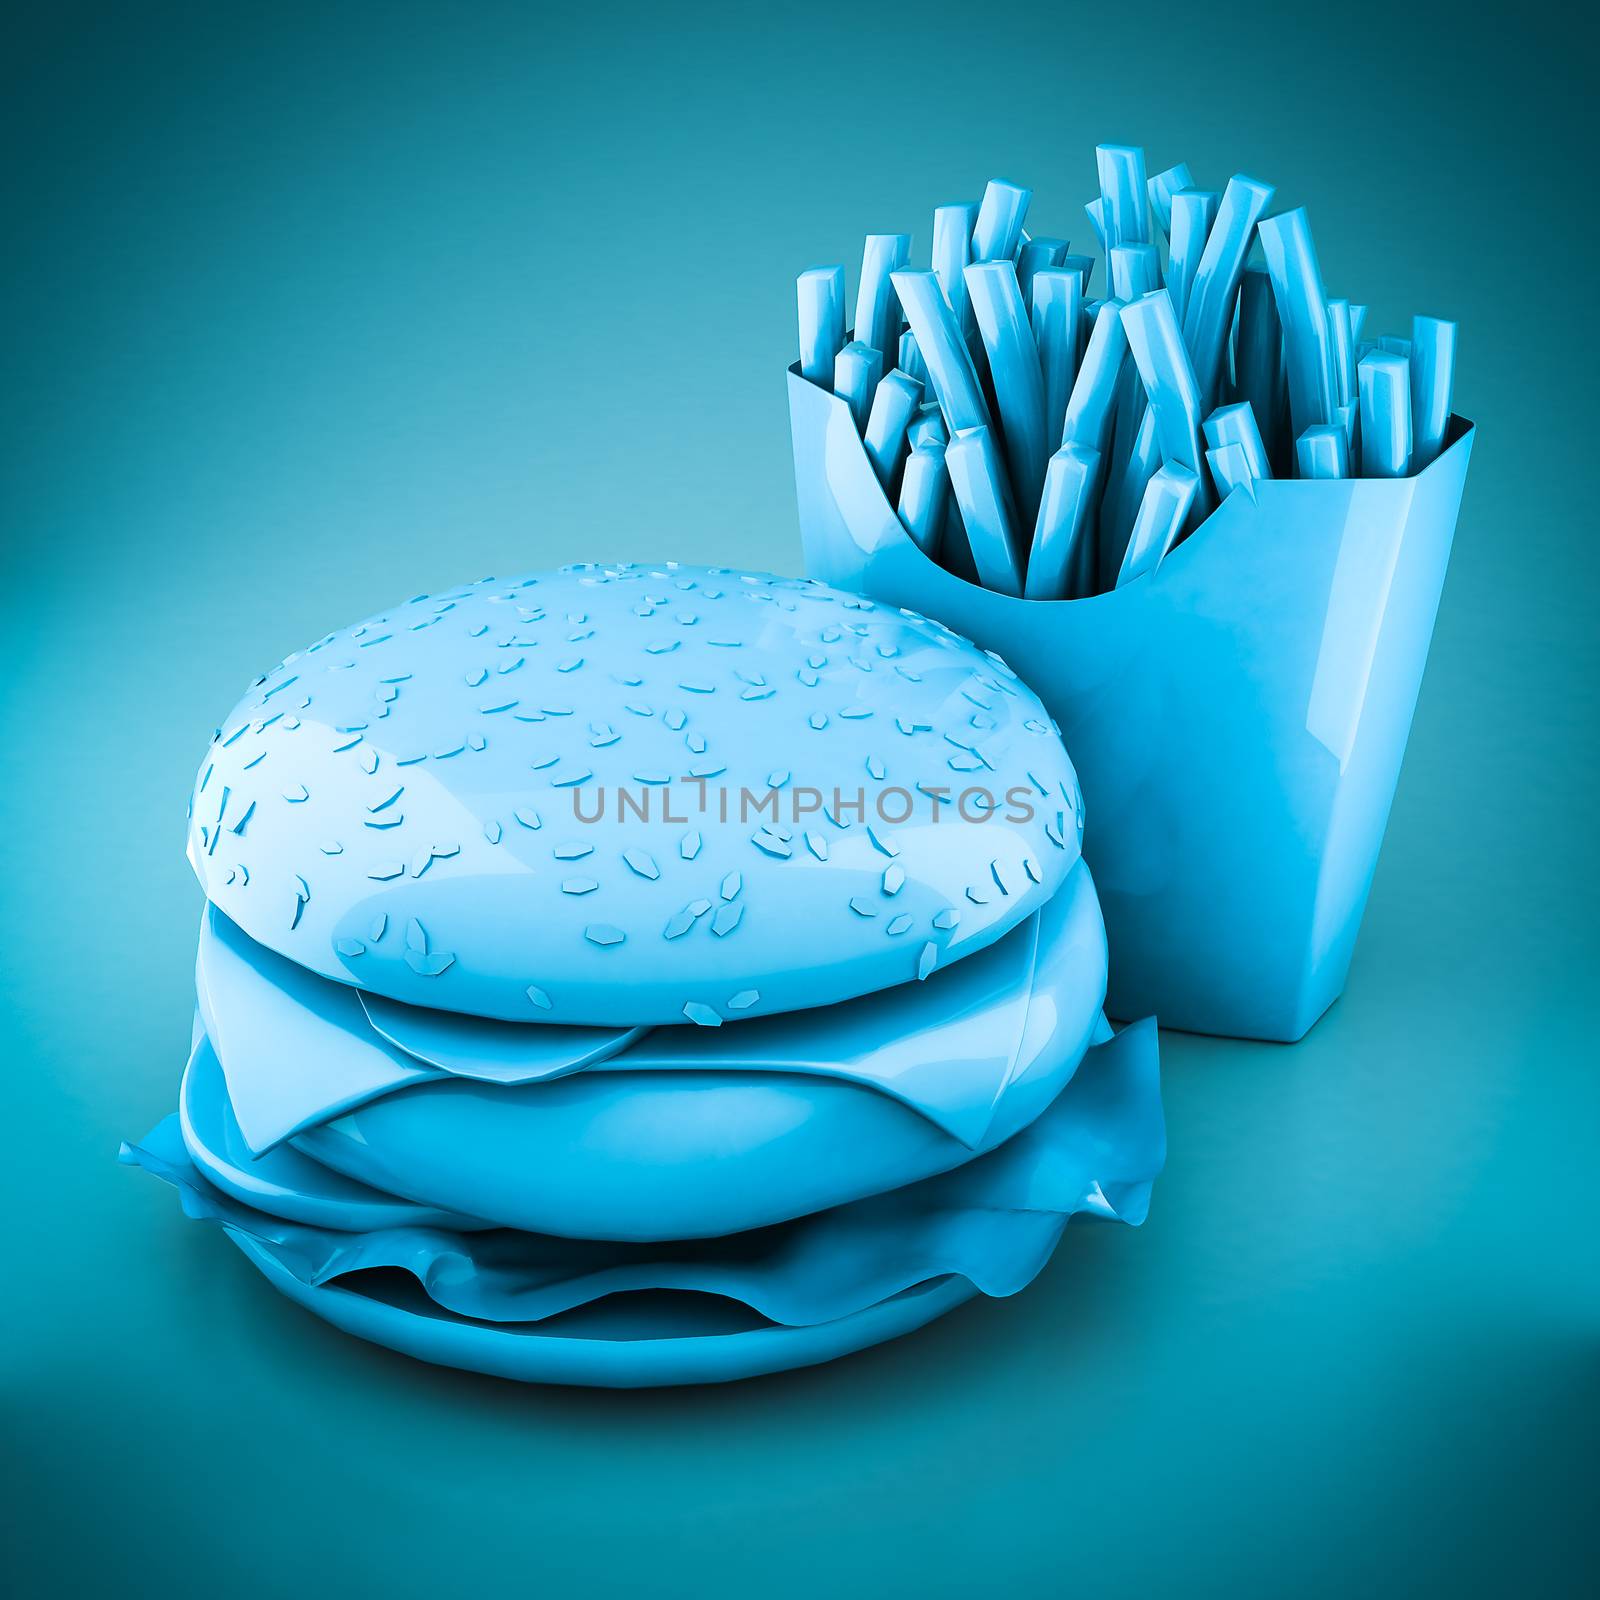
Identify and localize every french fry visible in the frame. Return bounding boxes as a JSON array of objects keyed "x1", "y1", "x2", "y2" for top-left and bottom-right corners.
[
  {"x1": 1258, "y1": 208, "x2": 1338, "y2": 442},
  {"x1": 1109, "y1": 244, "x2": 1161, "y2": 303},
  {"x1": 1031, "y1": 268, "x2": 1083, "y2": 454},
  {"x1": 898, "y1": 440, "x2": 950, "y2": 554},
  {"x1": 863, "y1": 369, "x2": 925, "y2": 490},
  {"x1": 1099, "y1": 409, "x2": 1160, "y2": 589},
  {"x1": 1232, "y1": 266, "x2": 1287, "y2": 470},
  {"x1": 892, "y1": 269, "x2": 992, "y2": 433},
  {"x1": 1410, "y1": 316, "x2": 1457, "y2": 469},
  {"x1": 855, "y1": 235, "x2": 912, "y2": 367},
  {"x1": 898, "y1": 329, "x2": 929, "y2": 389},
  {"x1": 1206, "y1": 441, "x2": 1256, "y2": 500},
  {"x1": 966, "y1": 260, "x2": 1049, "y2": 513},
  {"x1": 834, "y1": 341, "x2": 883, "y2": 433},
  {"x1": 1202, "y1": 401, "x2": 1271, "y2": 483},
  {"x1": 1104, "y1": 247, "x2": 1161, "y2": 515},
  {"x1": 1122, "y1": 289, "x2": 1207, "y2": 518},
  {"x1": 1296, "y1": 424, "x2": 1350, "y2": 480},
  {"x1": 1147, "y1": 162, "x2": 1195, "y2": 238},
  {"x1": 1096, "y1": 144, "x2": 1150, "y2": 249},
  {"x1": 1061, "y1": 253, "x2": 1095, "y2": 297},
  {"x1": 932, "y1": 203, "x2": 980, "y2": 337},
  {"x1": 1017, "y1": 236, "x2": 1068, "y2": 311},
  {"x1": 796, "y1": 266, "x2": 845, "y2": 385},
  {"x1": 908, "y1": 401, "x2": 947, "y2": 451},
  {"x1": 1182, "y1": 174, "x2": 1275, "y2": 409},
  {"x1": 1336, "y1": 399, "x2": 1361, "y2": 464},
  {"x1": 946, "y1": 425, "x2": 1024, "y2": 595},
  {"x1": 1025, "y1": 443, "x2": 1101, "y2": 601},
  {"x1": 1115, "y1": 462, "x2": 1198, "y2": 588},
  {"x1": 972, "y1": 180, "x2": 1031, "y2": 264},
  {"x1": 1061, "y1": 300, "x2": 1128, "y2": 455},
  {"x1": 1084, "y1": 196, "x2": 1107, "y2": 257},
  {"x1": 1166, "y1": 189, "x2": 1217, "y2": 326},
  {"x1": 1358, "y1": 350, "x2": 1412, "y2": 478},
  {"x1": 1328, "y1": 298, "x2": 1356, "y2": 409}
]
